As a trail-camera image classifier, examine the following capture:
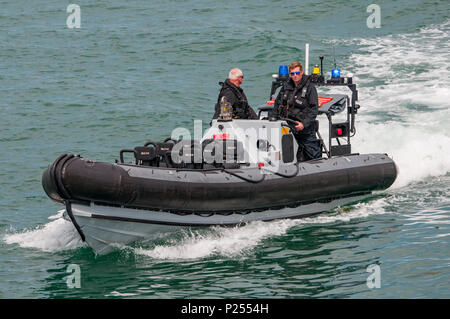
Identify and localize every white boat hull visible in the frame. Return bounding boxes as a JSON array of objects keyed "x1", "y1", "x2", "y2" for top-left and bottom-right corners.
[{"x1": 66, "y1": 194, "x2": 369, "y2": 255}]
